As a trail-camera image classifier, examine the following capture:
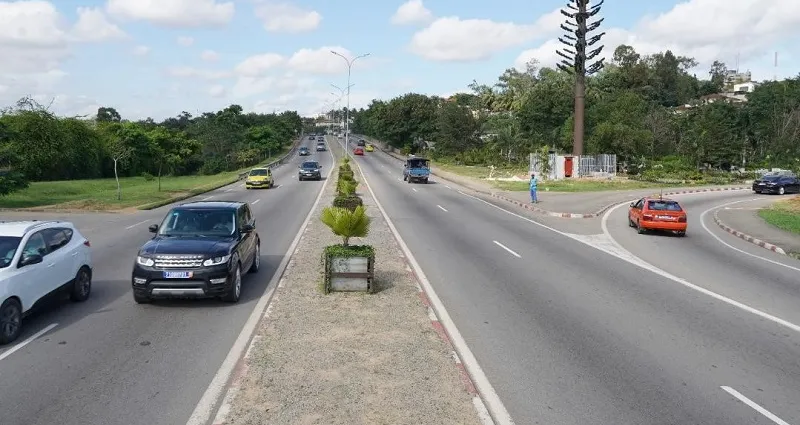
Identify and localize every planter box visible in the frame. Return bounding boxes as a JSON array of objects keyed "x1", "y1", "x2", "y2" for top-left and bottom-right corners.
[{"x1": 323, "y1": 245, "x2": 375, "y2": 293}]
